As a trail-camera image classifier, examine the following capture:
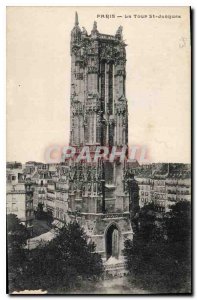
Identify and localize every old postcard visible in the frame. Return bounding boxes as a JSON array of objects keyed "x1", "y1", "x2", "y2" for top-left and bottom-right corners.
[{"x1": 6, "y1": 6, "x2": 191, "y2": 294}]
